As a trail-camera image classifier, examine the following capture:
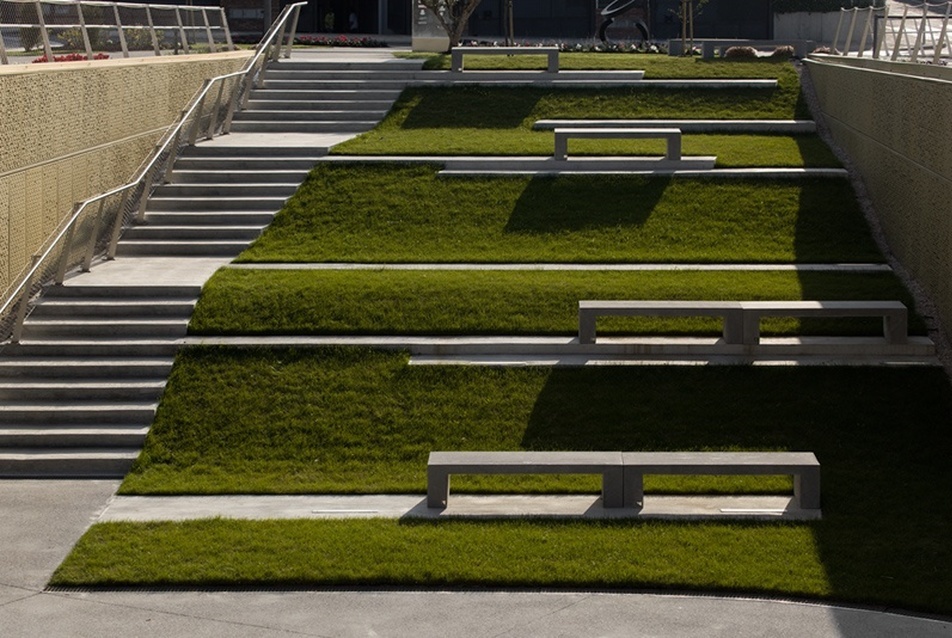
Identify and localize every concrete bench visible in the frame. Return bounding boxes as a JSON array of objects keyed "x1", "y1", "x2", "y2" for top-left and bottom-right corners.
[
  {"x1": 451, "y1": 46, "x2": 560, "y2": 73},
  {"x1": 578, "y1": 300, "x2": 744, "y2": 345},
  {"x1": 427, "y1": 451, "x2": 624, "y2": 508},
  {"x1": 622, "y1": 451, "x2": 821, "y2": 509},
  {"x1": 427, "y1": 451, "x2": 821, "y2": 511},
  {"x1": 554, "y1": 127, "x2": 682, "y2": 162},
  {"x1": 739, "y1": 300, "x2": 908, "y2": 345}
]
